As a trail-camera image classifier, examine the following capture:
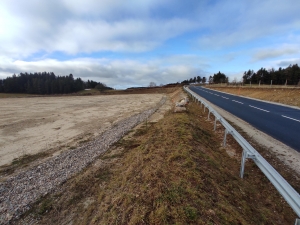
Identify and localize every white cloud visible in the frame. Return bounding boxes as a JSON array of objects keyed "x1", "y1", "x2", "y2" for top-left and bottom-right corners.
[
  {"x1": 273, "y1": 58, "x2": 300, "y2": 68},
  {"x1": 196, "y1": 0, "x2": 300, "y2": 49},
  {"x1": 61, "y1": 0, "x2": 165, "y2": 18},
  {"x1": 252, "y1": 46, "x2": 299, "y2": 61},
  {"x1": 0, "y1": 57, "x2": 207, "y2": 89},
  {"x1": 153, "y1": 54, "x2": 209, "y2": 68},
  {"x1": 51, "y1": 18, "x2": 196, "y2": 54},
  {"x1": 0, "y1": 0, "x2": 196, "y2": 59},
  {"x1": 226, "y1": 71, "x2": 245, "y2": 83},
  {"x1": 1, "y1": 0, "x2": 300, "y2": 87}
]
